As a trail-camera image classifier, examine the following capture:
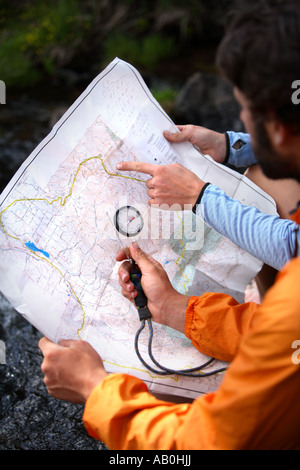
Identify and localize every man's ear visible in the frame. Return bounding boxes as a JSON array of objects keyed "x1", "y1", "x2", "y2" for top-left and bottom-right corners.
[{"x1": 265, "y1": 119, "x2": 290, "y2": 149}]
